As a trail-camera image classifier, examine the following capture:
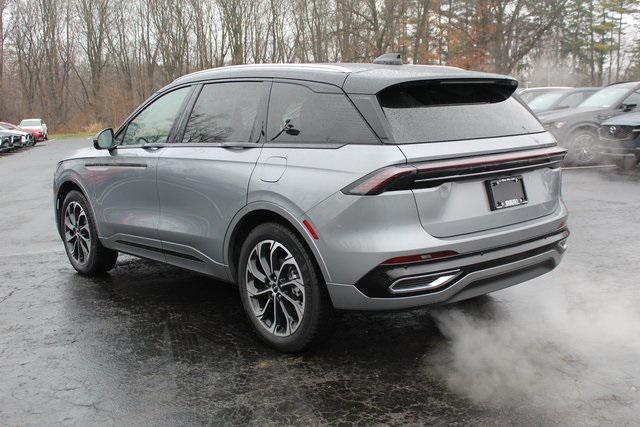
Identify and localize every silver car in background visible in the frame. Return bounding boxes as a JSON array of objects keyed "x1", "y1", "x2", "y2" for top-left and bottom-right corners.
[{"x1": 54, "y1": 59, "x2": 569, "y2": 352}]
